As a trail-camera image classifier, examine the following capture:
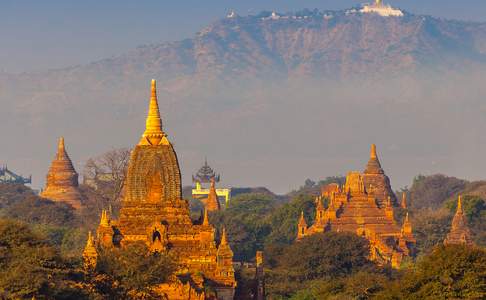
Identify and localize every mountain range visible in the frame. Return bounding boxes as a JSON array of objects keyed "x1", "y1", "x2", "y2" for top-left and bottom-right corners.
[{"x1": 2, "y1": 8, "x2": 486, "y2": 193}]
